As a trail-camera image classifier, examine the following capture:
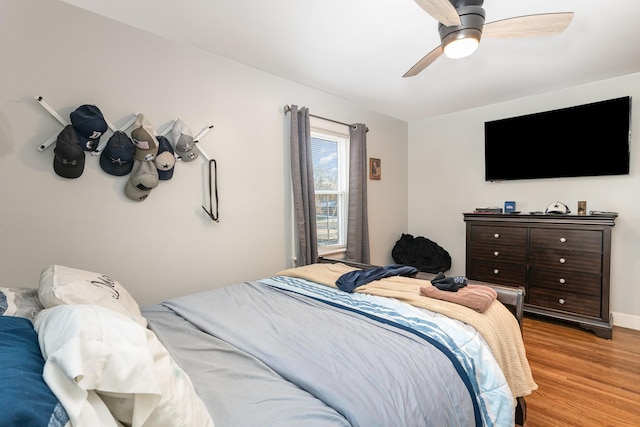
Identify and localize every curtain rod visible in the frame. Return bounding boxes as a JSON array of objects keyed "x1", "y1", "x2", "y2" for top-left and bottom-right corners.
[{"x1": 283, "y1": 105, "x2": 368, "y2": 132}]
